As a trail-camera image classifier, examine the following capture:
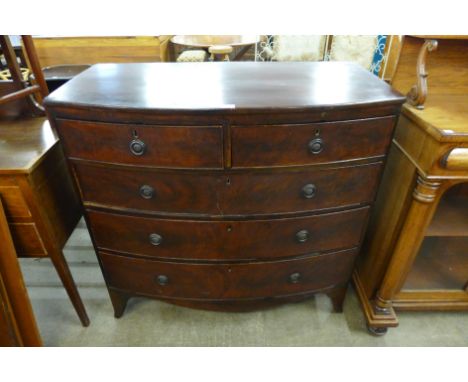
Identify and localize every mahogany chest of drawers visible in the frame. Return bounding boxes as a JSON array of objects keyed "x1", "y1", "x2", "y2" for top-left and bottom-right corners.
[{"x1": 44, "y1": 62, "x2": 404, "y2": 317}]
